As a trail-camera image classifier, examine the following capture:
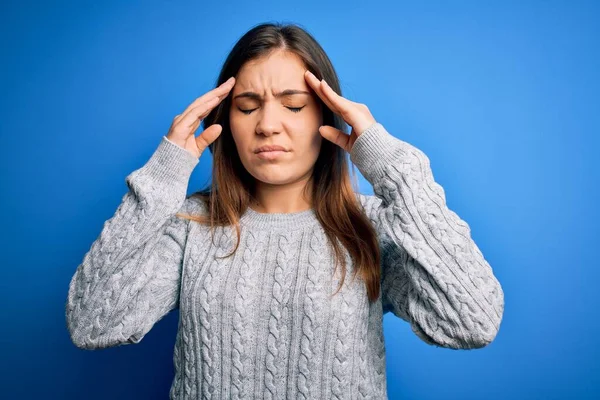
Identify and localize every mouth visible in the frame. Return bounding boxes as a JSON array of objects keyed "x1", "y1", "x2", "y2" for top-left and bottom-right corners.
[{"x1": 255, "y1": 150, "x2": 289, "y2": 160}]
